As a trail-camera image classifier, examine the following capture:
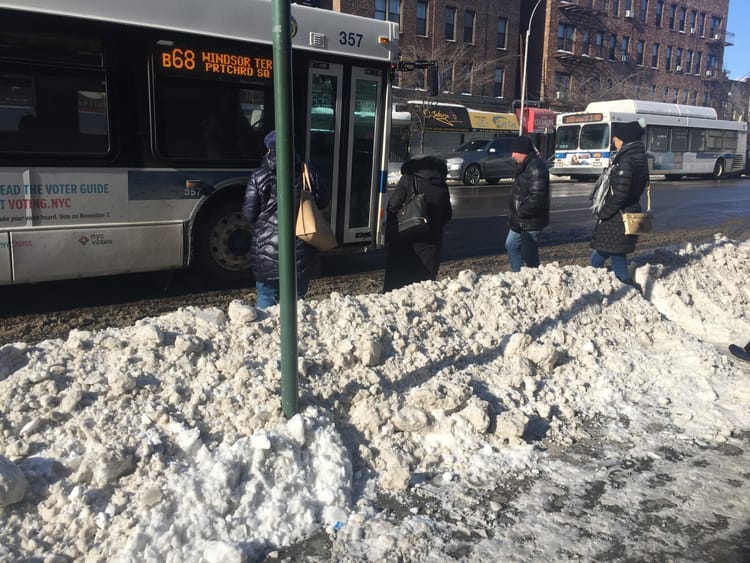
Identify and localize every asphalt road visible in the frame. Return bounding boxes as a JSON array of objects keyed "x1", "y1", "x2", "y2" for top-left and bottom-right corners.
[{"x1": 442, "y1": 175, "x2": 750, "y2": 260}]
